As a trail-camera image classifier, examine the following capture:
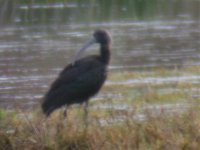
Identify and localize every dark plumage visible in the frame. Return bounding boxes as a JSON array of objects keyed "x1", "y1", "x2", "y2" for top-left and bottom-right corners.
[{"x1": 42, "y1": 30, "x2": 111, "y2": 117}]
